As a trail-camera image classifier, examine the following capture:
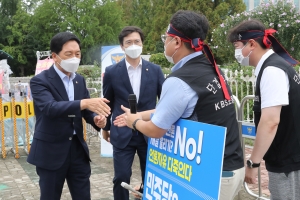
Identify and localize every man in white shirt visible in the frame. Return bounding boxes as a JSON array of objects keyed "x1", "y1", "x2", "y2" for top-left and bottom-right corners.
[
  {"x1": 102, "y1": 26, "x2": 165, "y2": 200},
  {"x1": 228, "y1": 19, "x2": 300, "y2": 200}
]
